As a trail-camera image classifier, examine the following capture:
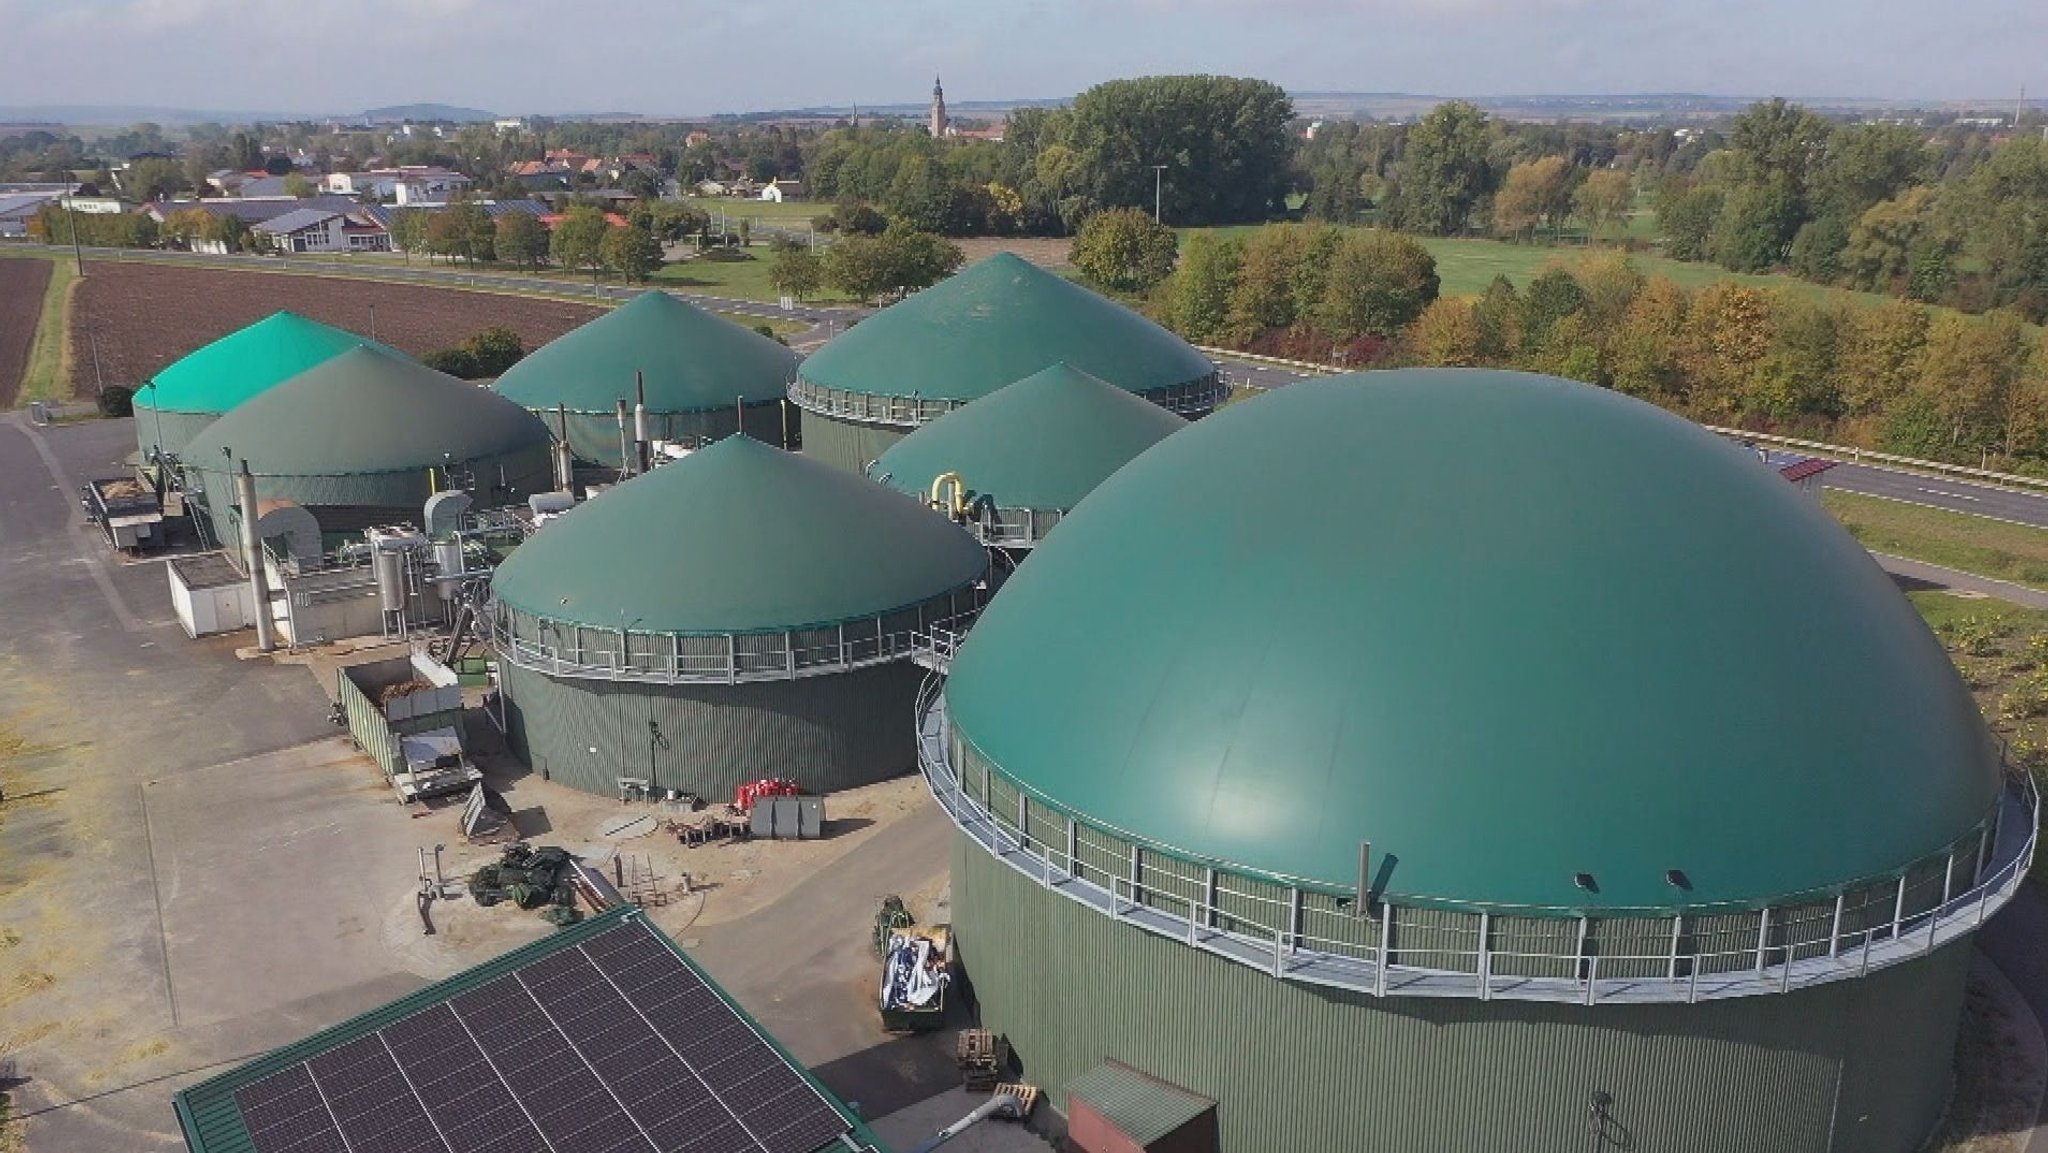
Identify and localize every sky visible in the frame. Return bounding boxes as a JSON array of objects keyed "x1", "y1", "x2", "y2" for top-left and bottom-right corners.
[{"x1": 0, "y1": 0, "x2": 2042, "y2": 117}]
